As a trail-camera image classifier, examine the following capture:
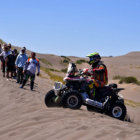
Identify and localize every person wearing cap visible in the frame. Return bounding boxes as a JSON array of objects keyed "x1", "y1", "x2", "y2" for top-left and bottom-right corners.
[
  {"x1": 20, "y1": 52, "x2": 40, "y2": 91},
  {"x1": 15, "y1": 47, "x2": 28, "y2": 84},
  {"x1": 83, "y1": 52, "x2": 108, "y2": 100},
  {"x1": 23, "y1": 47, "x2": 26, "y2": 50},
  {"x1": 0, "y1": 44, "x2": 11, "y2": 77}
]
